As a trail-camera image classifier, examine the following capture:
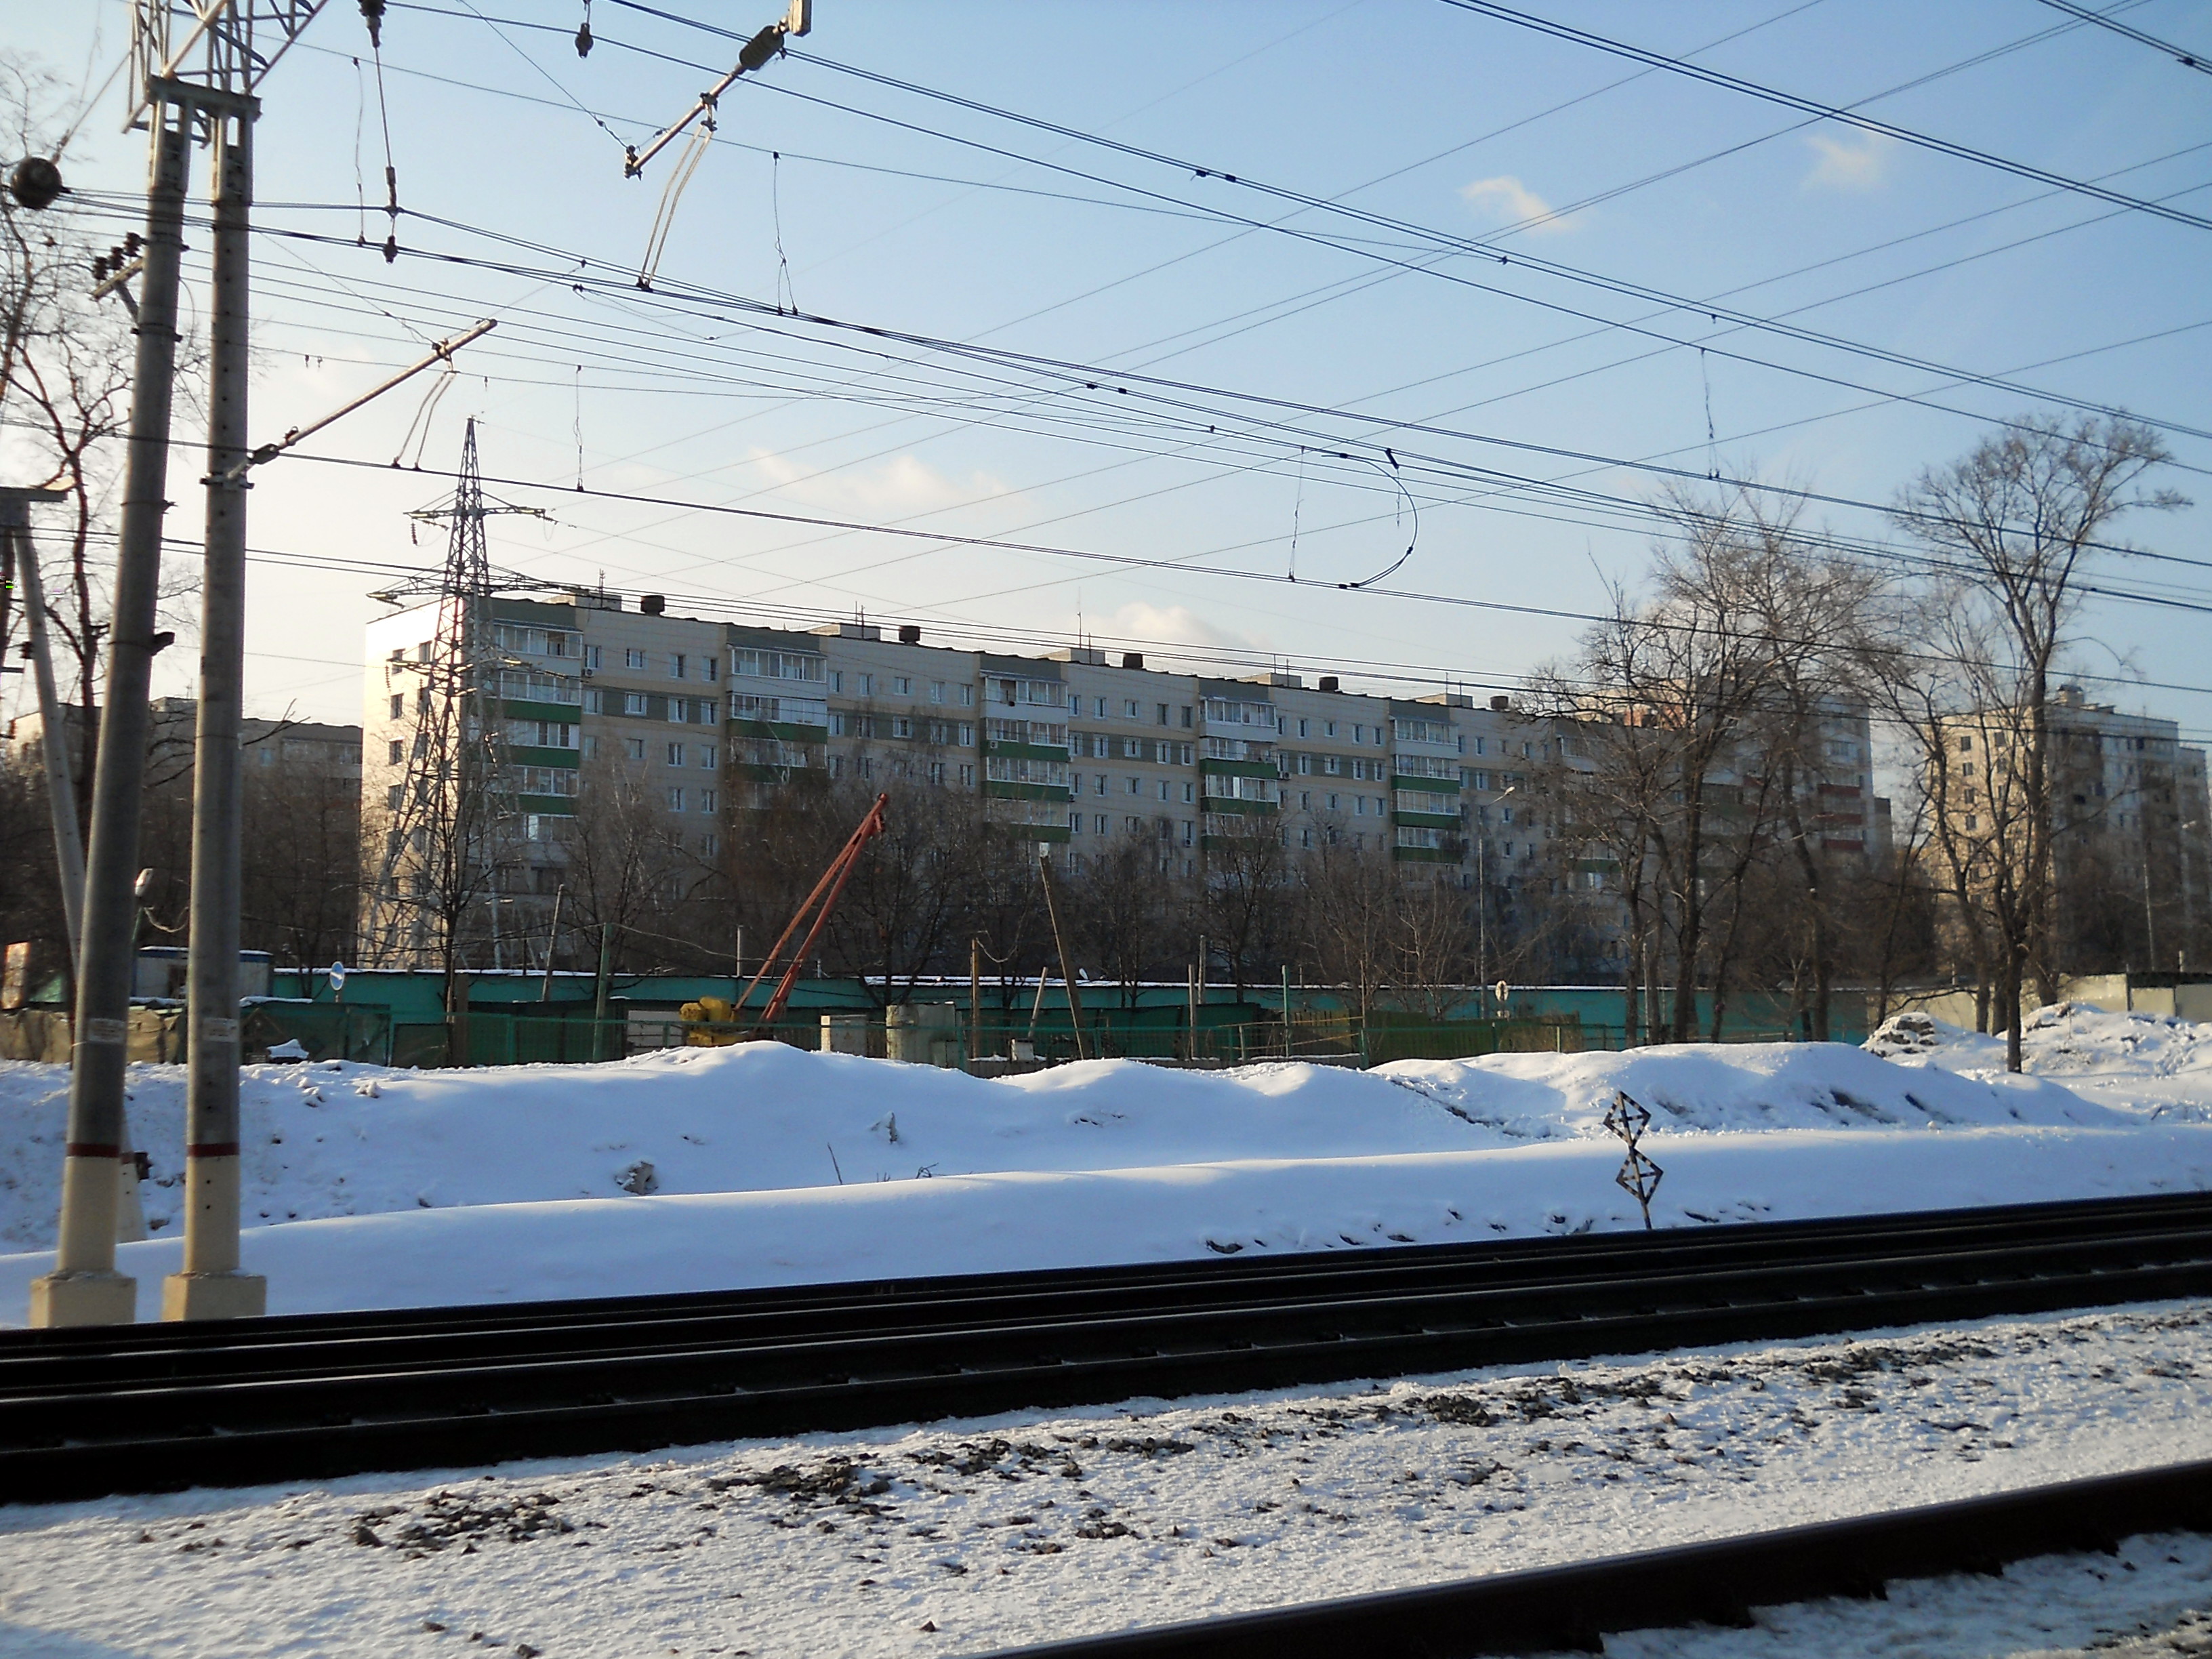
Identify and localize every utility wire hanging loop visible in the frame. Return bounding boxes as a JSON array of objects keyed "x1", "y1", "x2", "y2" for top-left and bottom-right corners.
[{"x1": 1337, "y1": 446, "x2": 1419, "y2": 590}]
